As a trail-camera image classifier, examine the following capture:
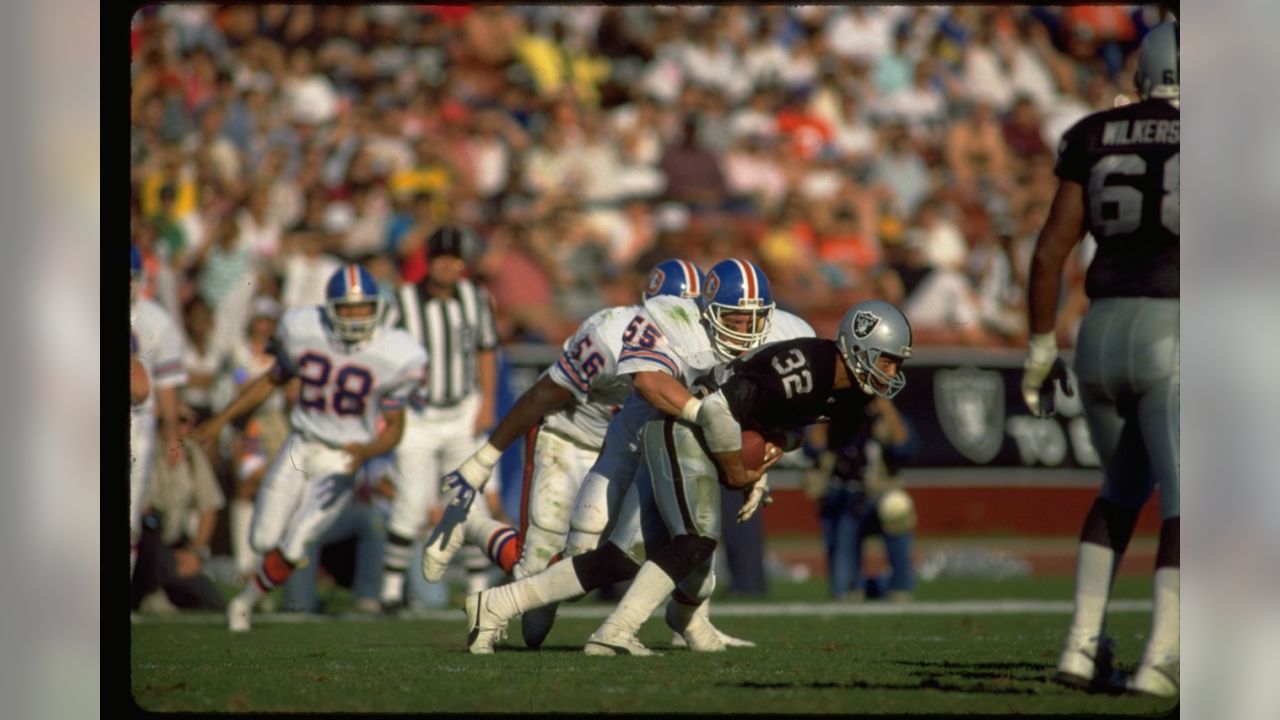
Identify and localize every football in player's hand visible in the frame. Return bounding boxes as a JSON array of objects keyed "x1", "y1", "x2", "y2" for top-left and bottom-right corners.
[{"x1": 740, "y1": 430, "x2": 783, "y2": 471}]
